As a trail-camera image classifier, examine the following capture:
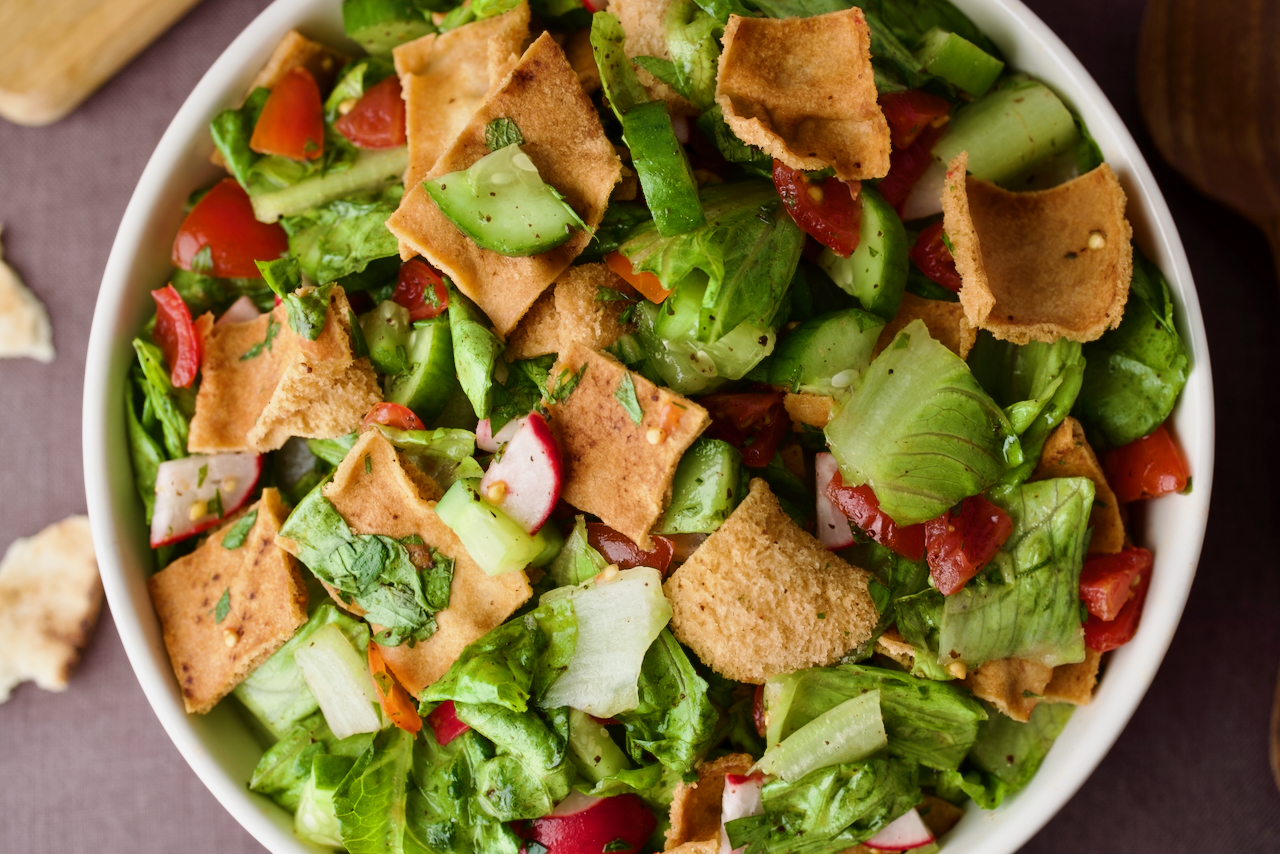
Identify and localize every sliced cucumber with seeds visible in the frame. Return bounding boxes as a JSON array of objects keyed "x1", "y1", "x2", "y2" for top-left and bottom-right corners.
[
  {"x1": 657, "y1": 438, "x2": 746, "y2": 535},
  {"x1": 767, "y1": 308, "x2": 885, "y2": 395},
  {"x1": 385, "y1": 316, "x2": 457, "y2": 424},
  {"x1": 818, "y1": 186, "x2": 908, "y2": 321},
  {"x1": 359, "y1": 300, "x2": 411, "y2": 375},
  {"x1": 423, "y1": 145, "x2": 588, "y2": 257}
]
